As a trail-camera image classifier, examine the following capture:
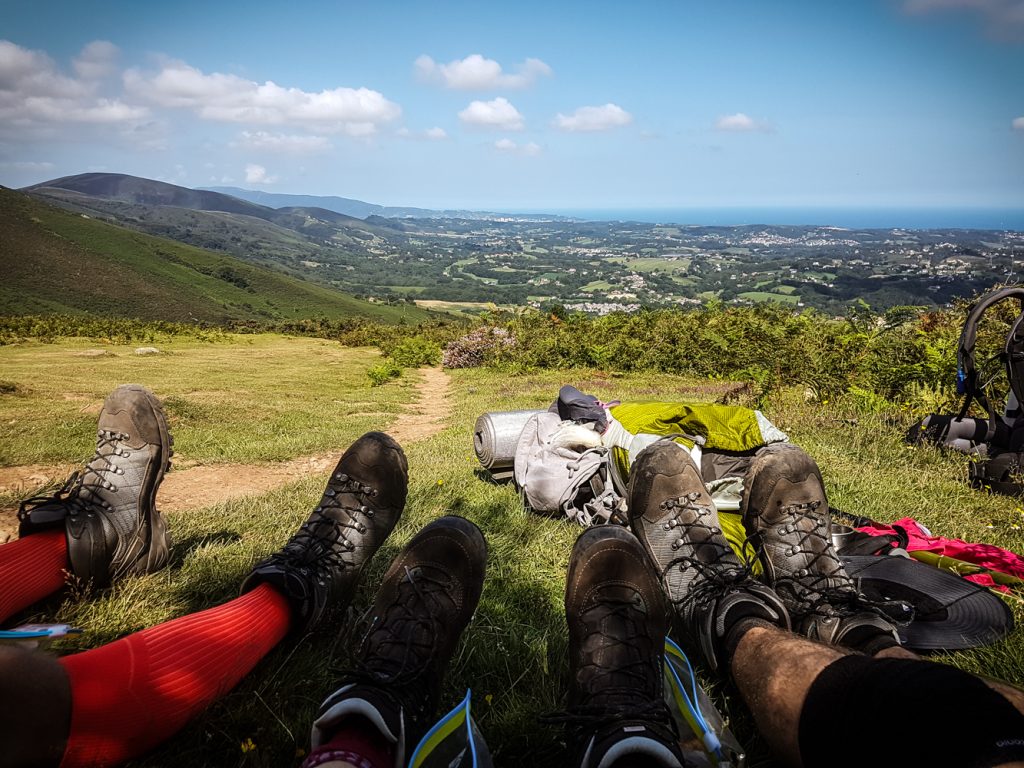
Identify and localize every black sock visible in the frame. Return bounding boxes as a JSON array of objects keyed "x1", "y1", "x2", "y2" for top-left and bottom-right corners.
[{"x1": 724, "y1": 616, "x2": 775, "y2": 661}]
